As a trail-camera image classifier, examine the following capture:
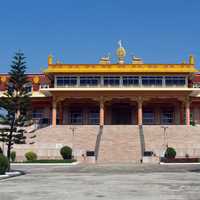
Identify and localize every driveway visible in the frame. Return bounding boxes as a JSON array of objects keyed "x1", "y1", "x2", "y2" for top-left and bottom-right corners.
[{"x1": 0, "y1": 164, "x2": 200, "y2": 200}]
